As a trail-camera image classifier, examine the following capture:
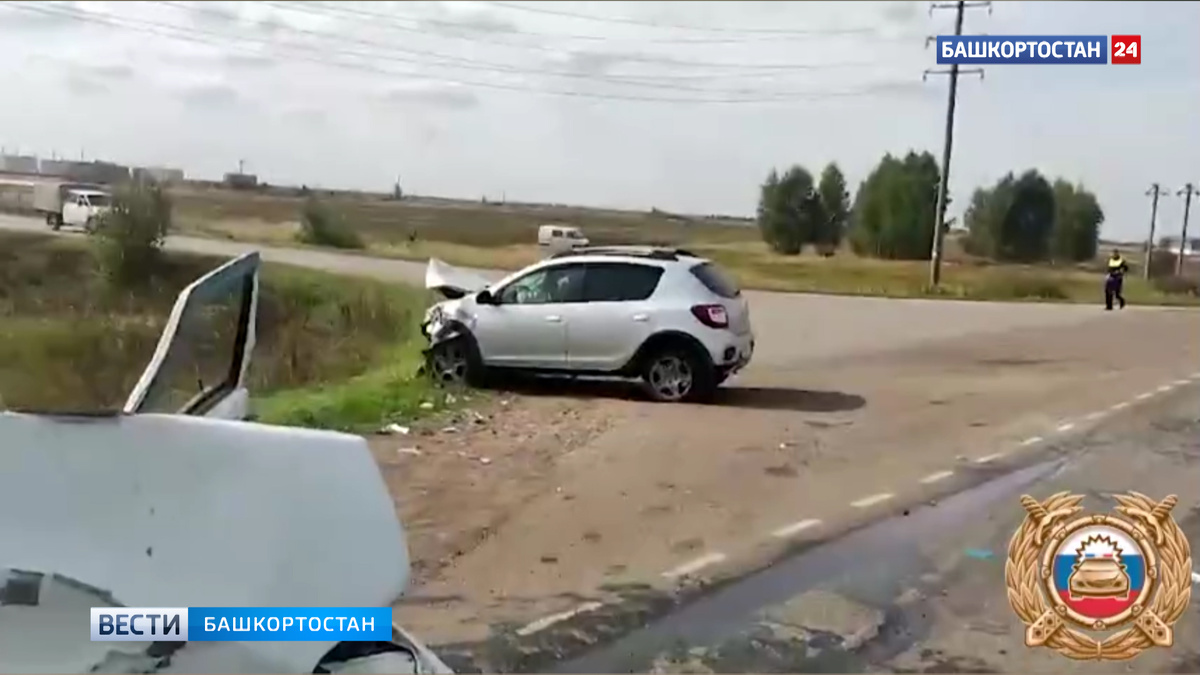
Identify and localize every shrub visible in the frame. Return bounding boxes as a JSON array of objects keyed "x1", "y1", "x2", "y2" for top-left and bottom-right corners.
[
  {"x1": 1147, "y1": 249, "x2": 1178, "y2": 279},
  {"x1": 92, "y1": 182, "x2": 172, "y2": 287},
  {"x1": 296, "y1": 196, "x2": 364, "y2": 249},
  {"x1": 979, "y1": 274, "x2": 1069, "y2": 300},
  {"x1": 1152, "y1": 274, "x2": 1200, "y2": 297}
]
